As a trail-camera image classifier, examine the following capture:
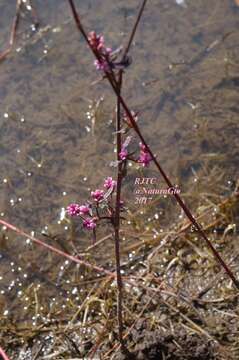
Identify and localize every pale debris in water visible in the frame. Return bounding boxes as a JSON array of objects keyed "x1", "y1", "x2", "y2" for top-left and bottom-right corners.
[
  {"x1": 72, "y1": 287, "x2": 78, "y2": 295},
  {"x1": 31, "y1": 24, "x2": 37, "y2": 32},
  {"x1": 52, "y1": 27, "x2": 61, "y2": 33},
  {"x1": 175, "y1": 0, "x2": 187, "y2": 7},
  {"x1": 59, "y1": 207, "x2": 66, "y2": 221}
]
